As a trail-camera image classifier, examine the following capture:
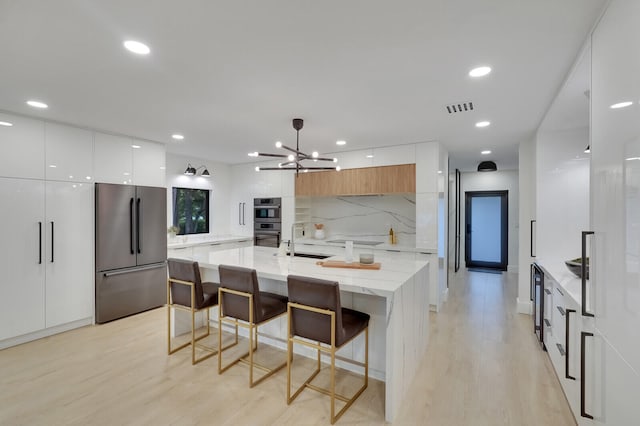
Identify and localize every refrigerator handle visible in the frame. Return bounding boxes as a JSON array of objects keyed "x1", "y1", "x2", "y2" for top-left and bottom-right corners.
[
  {"x1": 238, "y1": 202, "x2": 241, "y2": 225},
  {"x1": 582, "y1": 231, "x2": 594, "y2": 317},
  {"x1": 129, "y1": 198, "x2": 134, "y2": 254},
  {"x1": 38, "y1": 221, "x2": 42, "y2": 264},
  {"x1": 50, "y1": 221, "x2": 54, "y2": 263},
  {"x1": 136, "y1": 197, "x2": 141, "y2": 254},
  {"x1": 242, "y1": 202, "x2": 246, "y2": 225}
]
